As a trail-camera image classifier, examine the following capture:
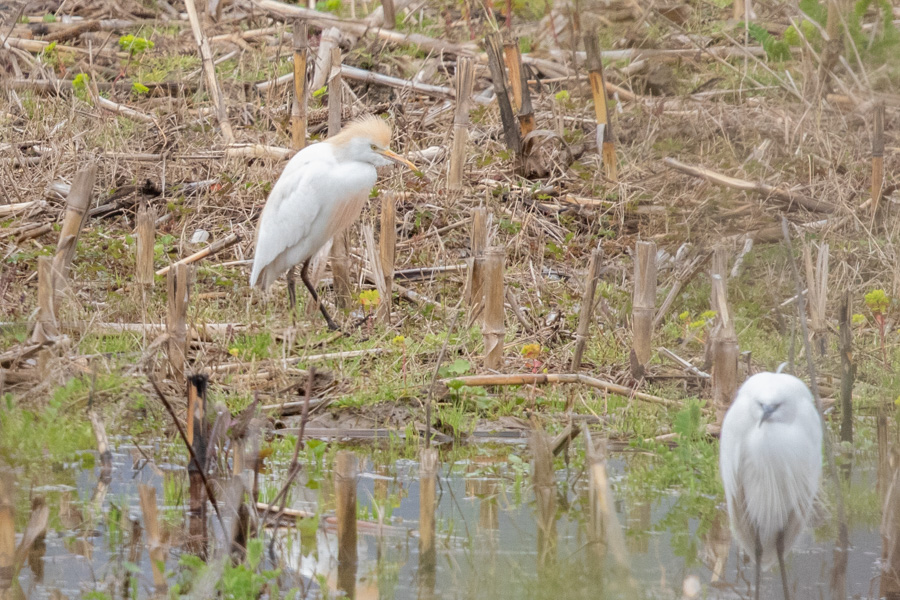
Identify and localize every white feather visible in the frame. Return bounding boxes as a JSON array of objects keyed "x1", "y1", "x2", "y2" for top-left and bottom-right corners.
[
  {"x1": 249, "y1": 142, "x2": 377, "y2": 290},
  {"x1": 719, "y1": 371, "x2": 823, "y2": 570}
]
